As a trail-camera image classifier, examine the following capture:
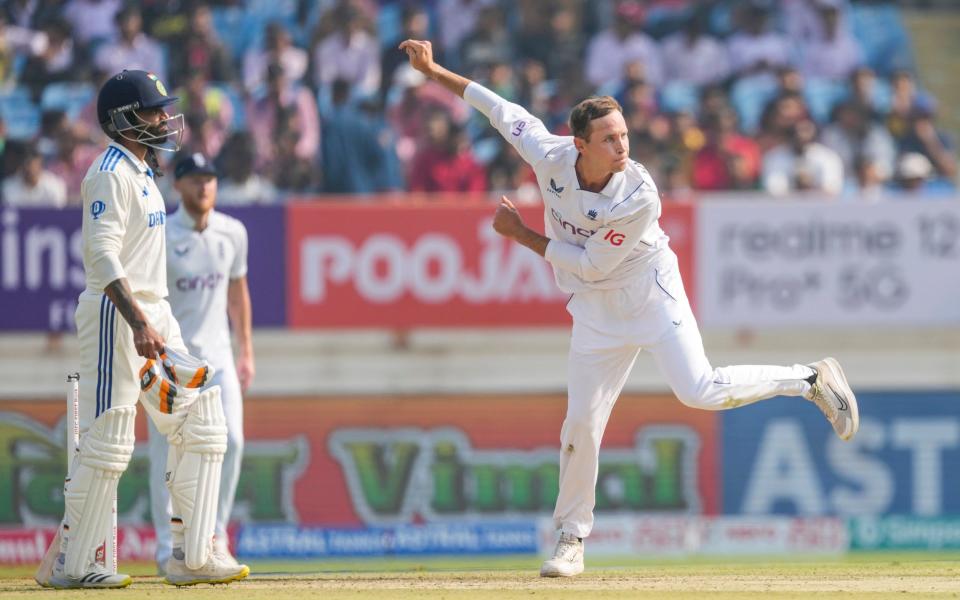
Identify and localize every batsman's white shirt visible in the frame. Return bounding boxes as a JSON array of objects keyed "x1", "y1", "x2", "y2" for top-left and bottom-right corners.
[
  {"x1": 164, "y1": 207, "x2": 248, "y2": 367},
  {"x1": 463, "y1": 83, "x2": 669, "y2": 293},
  {"x1": 81, "y1": 142, "x2": 168, "y2": 298},
  {"x1": 464, "y1": 82, "x2": 814, "y2": 539}
]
